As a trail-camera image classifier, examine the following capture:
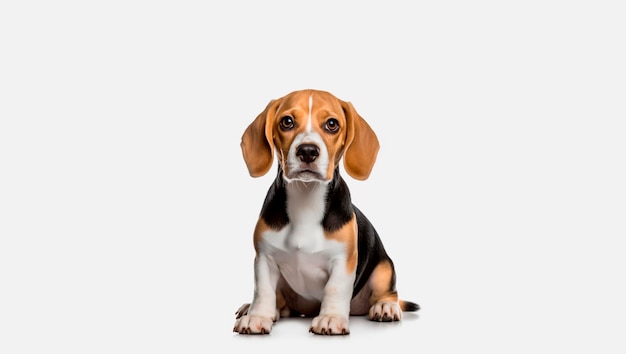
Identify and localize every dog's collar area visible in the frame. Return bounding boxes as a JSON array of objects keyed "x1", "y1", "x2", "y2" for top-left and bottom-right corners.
[{"x1": 285, "y1": 179, "x2": 327, "y2": 194}]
